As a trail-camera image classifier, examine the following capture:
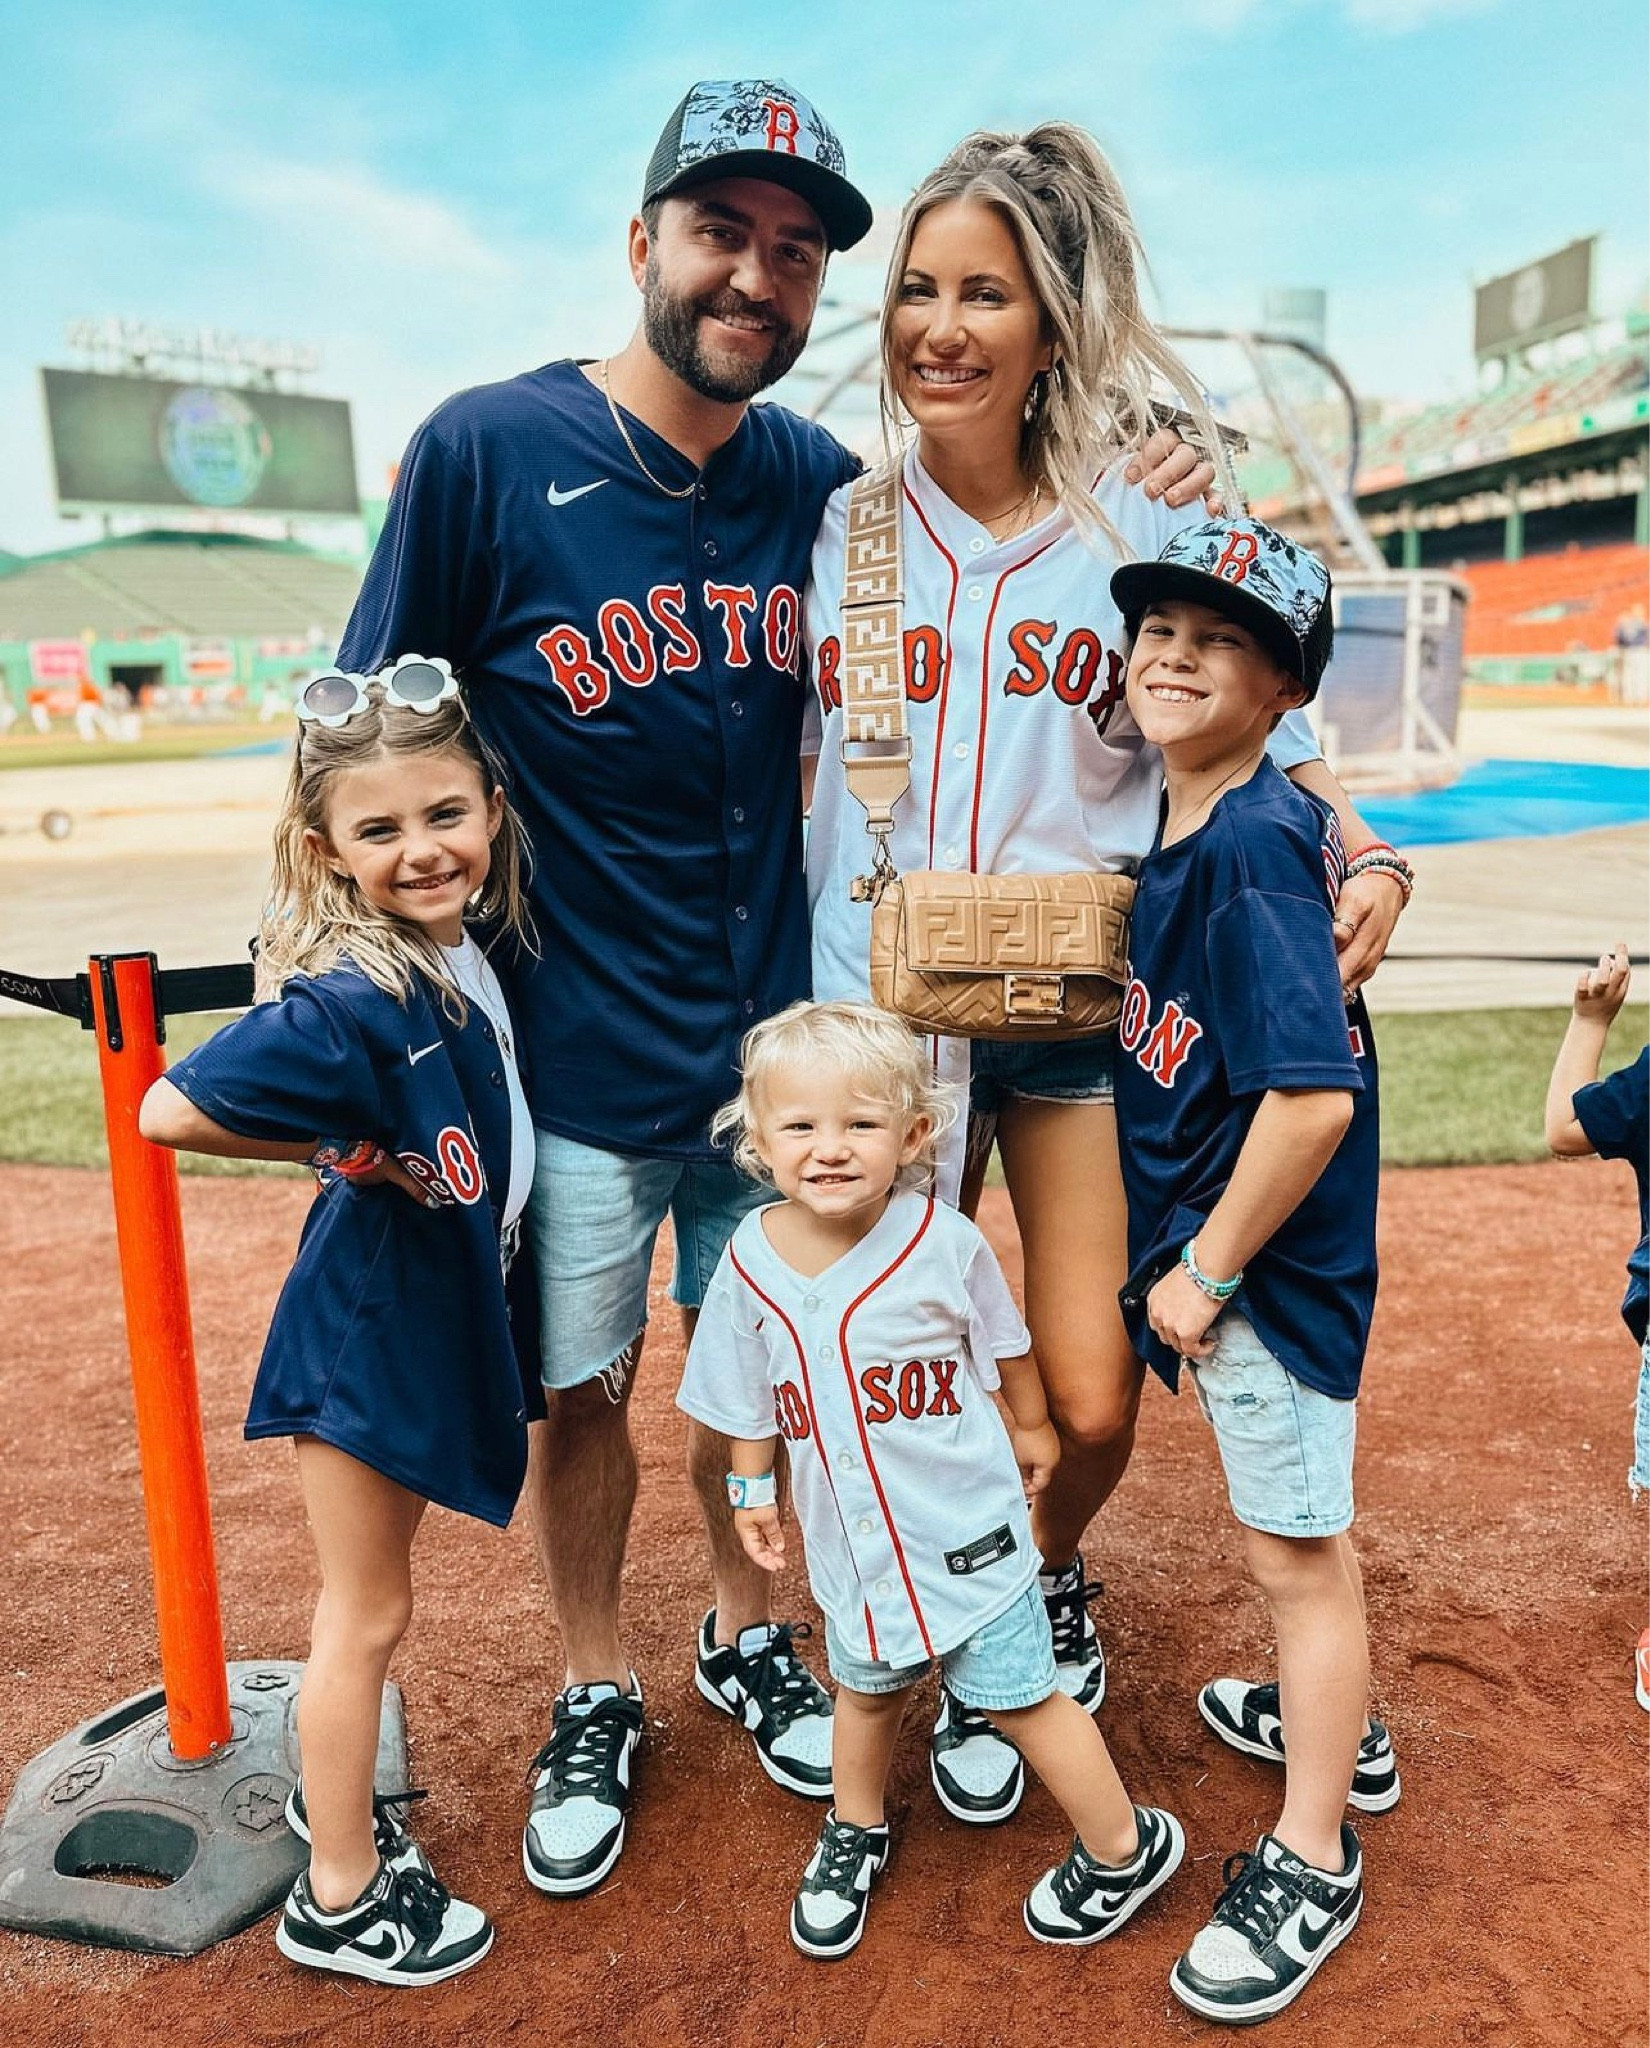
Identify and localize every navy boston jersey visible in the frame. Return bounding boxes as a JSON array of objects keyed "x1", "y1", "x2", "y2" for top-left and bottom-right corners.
[
  {"x1": 166, "y1": 964, "x2": 541, "y2": 1525},
  {"x1": 338, "y1": 361, "x2": 858, "y2": 1159},
  {"x1": 1115, "y1": 760, "x2": 1379, "y2": 1400},
  {"x1": 1575, "y1": 1045, "x2": 1649, "y2": 1344}
]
